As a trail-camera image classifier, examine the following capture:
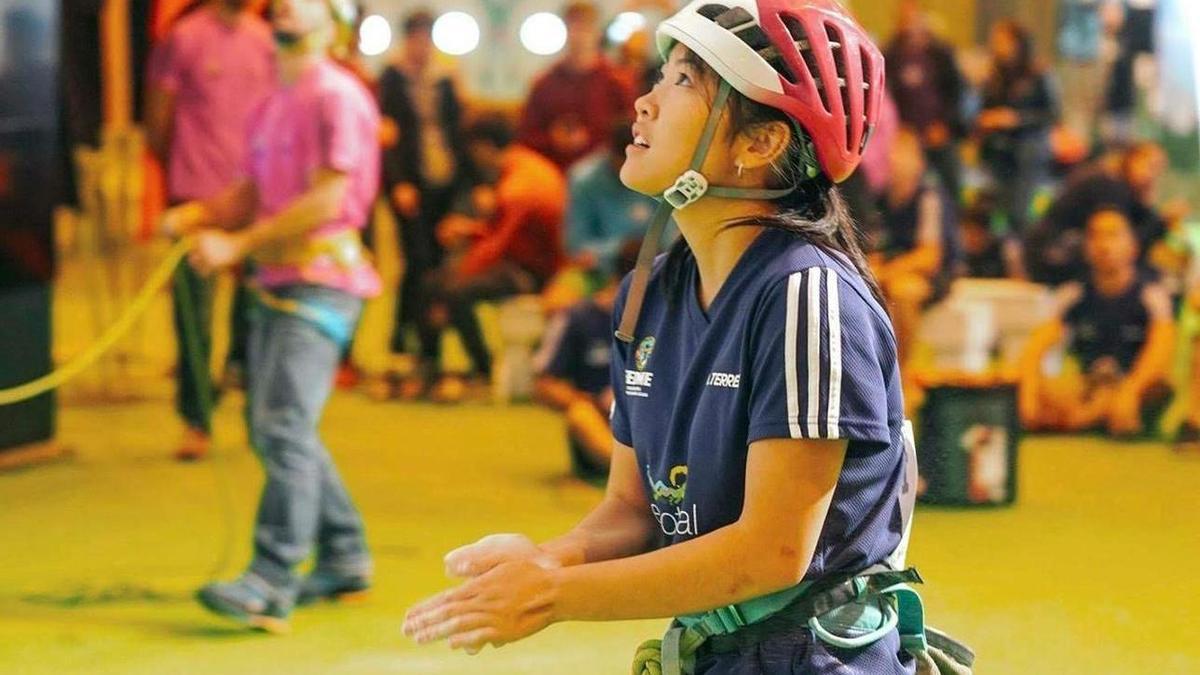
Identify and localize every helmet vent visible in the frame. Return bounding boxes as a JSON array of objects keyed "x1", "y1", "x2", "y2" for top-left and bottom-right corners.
[
  {"x1": 824, "y1": 22, "x2": 855, "y2": 150},
  {"x1": 859, "y1": 44, "x2": 876, "y2": 153},
  {"x1": 697, "y1": 4, "x2": 731, "y2": 20},
  {"x1": 781, "y1": 14, "x2": 831, "y2": 114},
  {"x1": 697, "y1": 4, "x2": 800, "y2": 86}
]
